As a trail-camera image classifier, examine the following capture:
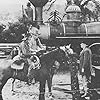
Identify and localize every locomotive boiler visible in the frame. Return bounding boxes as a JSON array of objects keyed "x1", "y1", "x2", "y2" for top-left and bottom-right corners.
[{"x1": 38, "y1": 3, "x2": 100, "y2": 47}]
